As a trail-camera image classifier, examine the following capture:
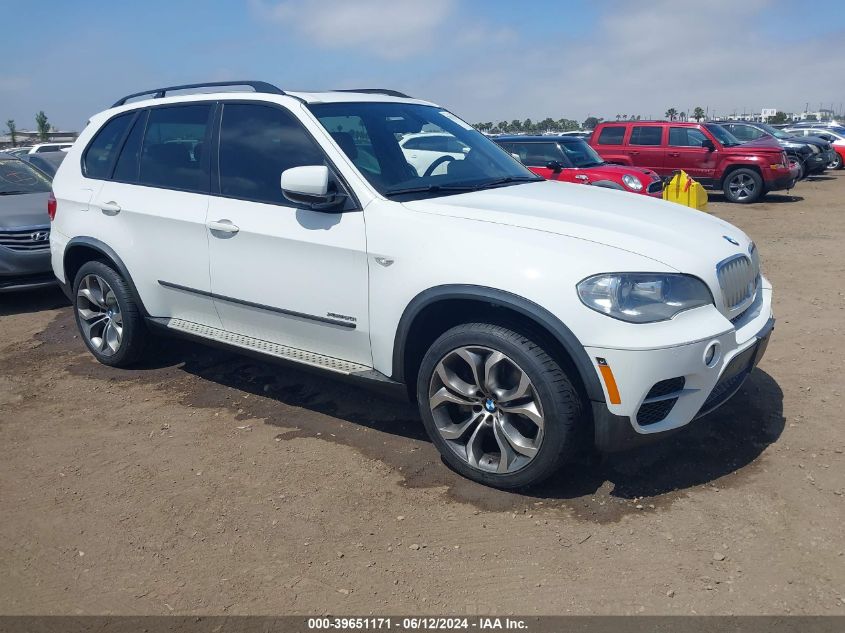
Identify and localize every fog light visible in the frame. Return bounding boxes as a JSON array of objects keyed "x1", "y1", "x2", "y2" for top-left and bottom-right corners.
[{"x1": 704, "y1": 342, "x2": 721, "y2": 367}]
